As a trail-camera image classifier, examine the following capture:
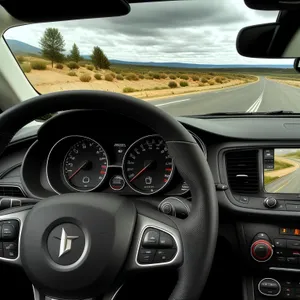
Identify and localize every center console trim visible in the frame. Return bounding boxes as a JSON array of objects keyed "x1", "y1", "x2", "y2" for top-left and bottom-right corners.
[{"x1": 269, "y1": 267, "x2": 300, "y2": 272}]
